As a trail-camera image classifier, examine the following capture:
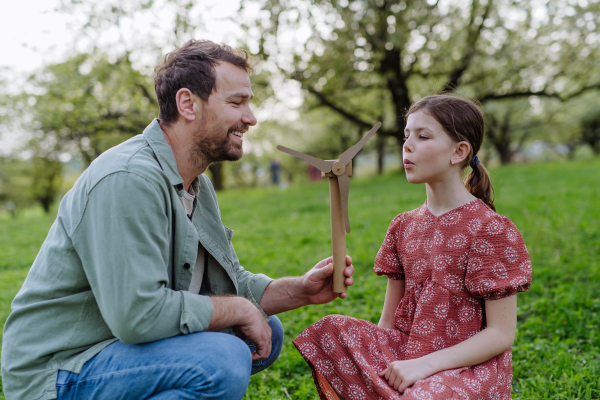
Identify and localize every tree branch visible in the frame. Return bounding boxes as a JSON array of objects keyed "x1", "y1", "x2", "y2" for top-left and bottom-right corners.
[
  {"x1": 136, "y1": 82, "x2": 157, "y2": 105},
  {"x1": 562, "y1": 83, "x2": 600, "y2": 100},
  {"x1": 479, "y1": 82, "x2": 600, "y2": 103},
  {"x1": 306, "y1": 86, "x2": 374, "y2": 130},
  {"x1": 443, "y1": 0, "x2": 492, "y2": 91},
  {"x1": 479, "y1": 90, "x2": 562, "y2": 102}
]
